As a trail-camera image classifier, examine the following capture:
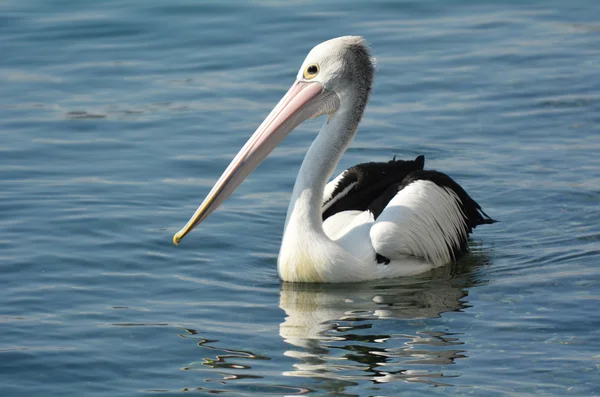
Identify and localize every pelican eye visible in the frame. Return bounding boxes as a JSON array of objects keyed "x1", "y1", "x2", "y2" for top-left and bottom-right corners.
[{"x1": 303, "y1": 63, "x2": 320, "y2": 79}]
